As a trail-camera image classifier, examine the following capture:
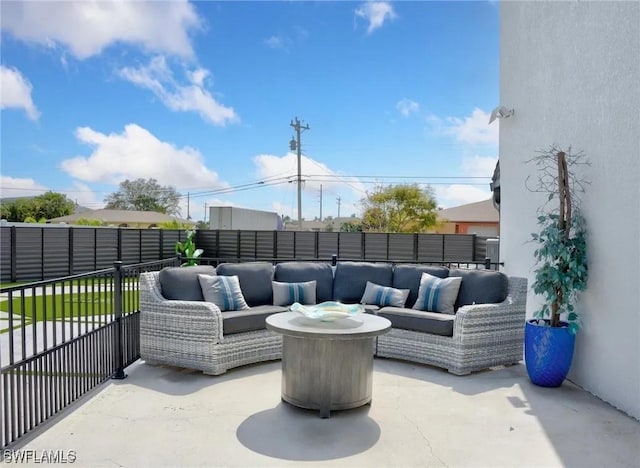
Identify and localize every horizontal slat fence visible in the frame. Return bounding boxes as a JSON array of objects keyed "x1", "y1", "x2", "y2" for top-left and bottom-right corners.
[{"x1": 0, "y1": 226, "x2": 497, "y2": 282}]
